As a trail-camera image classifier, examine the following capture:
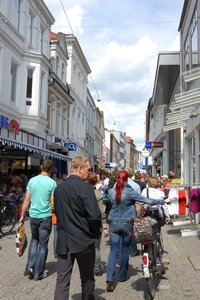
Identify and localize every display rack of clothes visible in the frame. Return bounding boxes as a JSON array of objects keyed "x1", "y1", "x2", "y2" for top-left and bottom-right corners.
[{"x1": 164, "y1": 184, "x2": 200, "y2": 223}]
